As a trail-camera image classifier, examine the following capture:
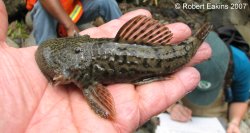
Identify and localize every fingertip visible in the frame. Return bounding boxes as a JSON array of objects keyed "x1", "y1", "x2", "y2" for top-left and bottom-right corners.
[
  {"x1": 197, "y1": 42, "x2": 212, "y2": 59},
  {"x1": 119, "y1": 9, "x2": 152, "y2": 22},
  {"x1": 187, "y1": 42, "x2": 212, "y2": 66},
  {"x1": 166, "y1": 22, "x2": 192, "y2": 43}
]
